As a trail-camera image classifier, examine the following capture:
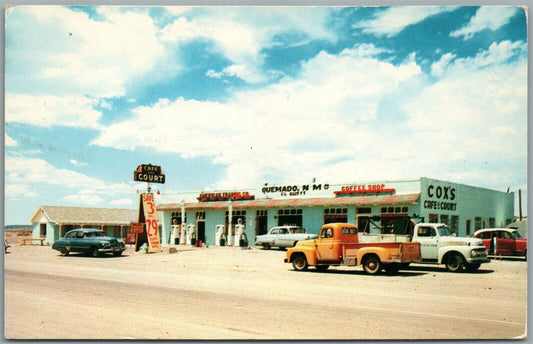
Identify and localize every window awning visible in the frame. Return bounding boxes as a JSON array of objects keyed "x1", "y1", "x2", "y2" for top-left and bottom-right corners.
[{"x1": 157, "y1": 193, "x2": 420, "y2": 211}]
